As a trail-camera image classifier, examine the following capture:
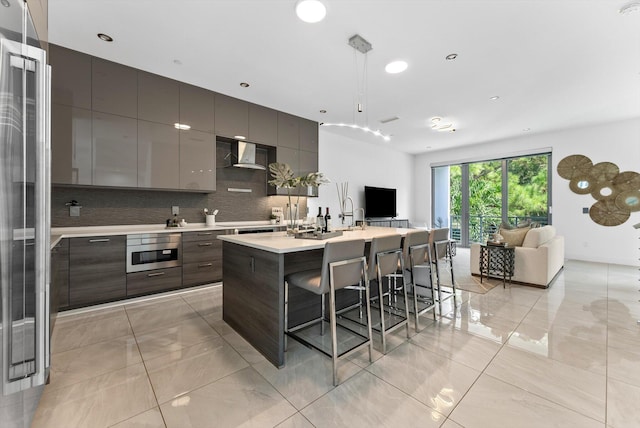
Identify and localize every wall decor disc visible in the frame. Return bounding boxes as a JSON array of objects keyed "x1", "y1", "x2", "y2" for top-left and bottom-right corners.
[
  {"x1": 612, "y1": 171, "x2": 640, "y2": 191},
  {"x1": 589, "y1": 199, "x2": 630, "y2": 226},
  {"x1": 590, "y1": 180, "x2": 619, "y2": 201},
  {"x1": 588, "y1": 162, "x2": 619, "y2": 183},
  {"x1": 569, "y1": 175, "x2": 595, "y2": 194},
  {"x1": 557, "y1": 155, "x2": 593, "y2": 180},
  {"x1": 615, "y1": 189, "x2": 640, "y2": 212}
]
